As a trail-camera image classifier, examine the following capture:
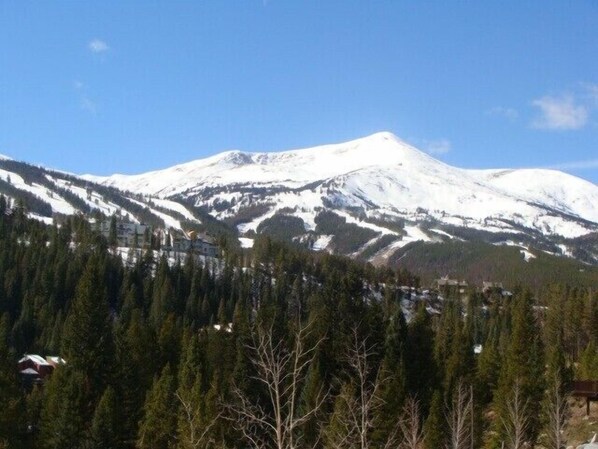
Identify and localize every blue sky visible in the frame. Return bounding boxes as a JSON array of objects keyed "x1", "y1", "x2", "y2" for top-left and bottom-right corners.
[{"x1": 1, "y1": 2, "x2": 597, "y2": 183}]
